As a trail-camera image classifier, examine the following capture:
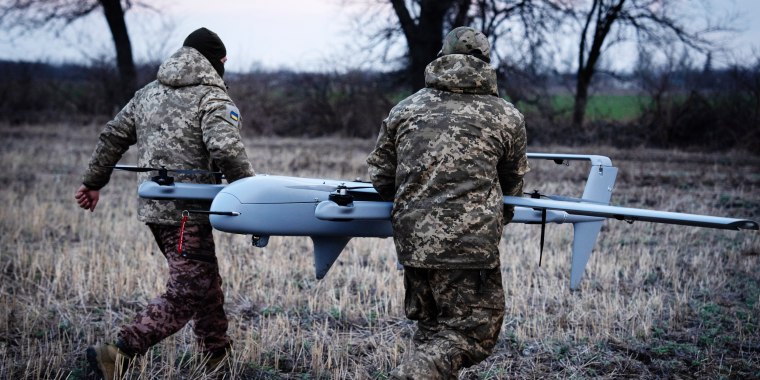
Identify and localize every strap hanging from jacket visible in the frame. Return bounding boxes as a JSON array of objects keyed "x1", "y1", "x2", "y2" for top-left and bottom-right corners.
[{"x1": 178, "y1": 210, "x2": 189, "y2": 254}]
